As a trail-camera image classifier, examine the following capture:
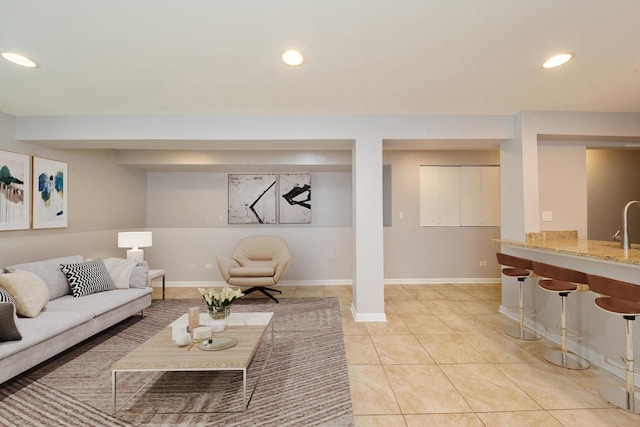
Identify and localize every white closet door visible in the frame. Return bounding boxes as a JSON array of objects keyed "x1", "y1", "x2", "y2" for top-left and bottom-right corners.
[
  {"x1": 438, "y1": 167, "x2": 461, "y2": 226},
  {"x1": 419, "y1": 166, "x2": 440, "y2": 226},
  {"x1": 460, "y1": 166, "x2": 500, "y2": 226},
  {"x1": 420, "y1": 166, "x2": 461, "y2": 226}
]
